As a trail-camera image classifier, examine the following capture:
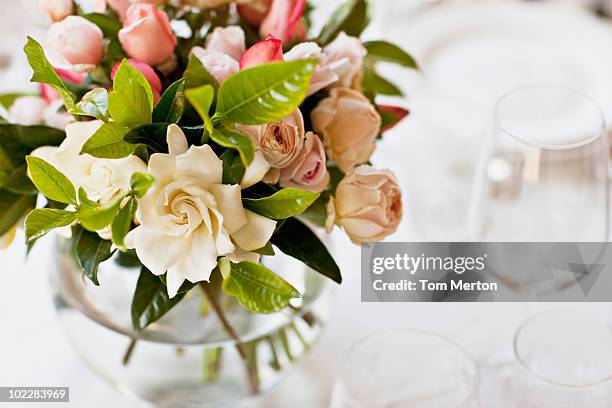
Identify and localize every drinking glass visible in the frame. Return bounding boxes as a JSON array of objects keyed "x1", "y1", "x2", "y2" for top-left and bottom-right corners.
[
  {"x1": 511, "y1": 312, "x2": 612, "y2": 407},
  {"x1": 469, "y1": 85, "x2": 609, "y2": 242},
  {"x1": 329, "y1": 329, "x2": 479, "y2": 408}
]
